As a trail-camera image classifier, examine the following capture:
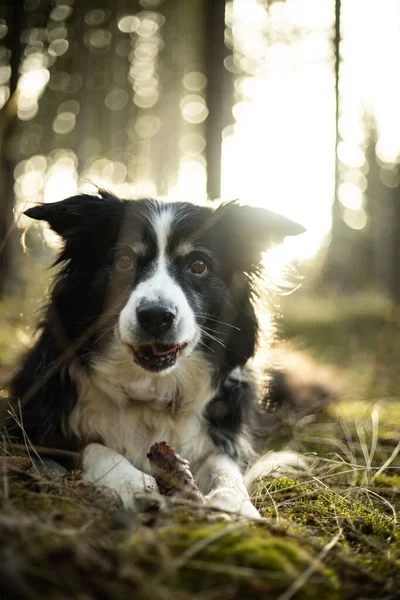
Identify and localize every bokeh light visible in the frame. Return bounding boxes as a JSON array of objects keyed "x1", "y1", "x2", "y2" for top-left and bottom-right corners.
[{"x1": 2, "y1": 0, "x2": 398, "y2": 267}]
